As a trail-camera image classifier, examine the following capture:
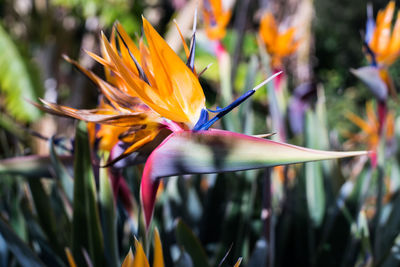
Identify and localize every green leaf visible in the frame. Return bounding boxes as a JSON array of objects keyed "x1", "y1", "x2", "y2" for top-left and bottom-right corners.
[
  {"x1": 175, "y1": 219, "x2": 210, "y2": 267},
  {"x1": 72, "y1": 121, "x2": 104, "y2": 266},
  {"x1": 9, "y1": 192, "x2": 27, "y2": 242},
  {"x1": 49, "y1": 138, "x2": 74, "y2": 202},
  {"x1": 0, "y1": 155, "x2": 73, "y2": 178},
  {"x1": 99, "y1": 161, "x2": 119, "y2": 267},
  {"x1": 0, "y1": 23, "x2": 42, "y2": 121},
  {"x1": 145, "y1": 129, "x2": 368, "y2": 178},
  {"x1": 0, "y1": 115, "x2": 27, "y2": 142},
  {"x1": 28, "y1": 179, "x2": 66, "y2": 259},
  {"x1": 141, "y1": 130, "x2": 368, "y2": 227},
  {"x1": 248, "y1": 238, "x2": 268, "y2": 267},
  {"x1": 305, "y1": 161, "x2": 325, "y2": 226},
  {"x1": 305, "y1": 111, "x2": 326, "y2": 227},
  {"x1": 239, "y1": 55, "x2": 258, "y2": 135},
  {"x1": 0, "y1": 217, "x2": 45, "y2": 267},
  {"x1": 374, "y1": 170, "x2": 400, "y2": 265},
  {"x1": 218, "y1": 46, "x2": 239, "y2": 132}
]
